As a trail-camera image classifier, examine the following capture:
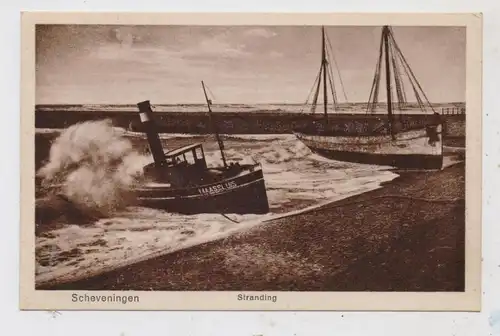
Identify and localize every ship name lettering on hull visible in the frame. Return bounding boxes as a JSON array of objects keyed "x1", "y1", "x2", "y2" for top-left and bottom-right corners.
[{"x1": 198, "y1": 181, "x2": 238, "y2": 196}]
